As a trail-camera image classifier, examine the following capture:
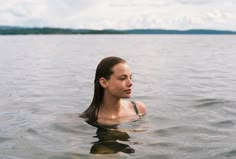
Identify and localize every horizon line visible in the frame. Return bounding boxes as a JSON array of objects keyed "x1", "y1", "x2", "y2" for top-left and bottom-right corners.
[
  {"x1": 1, "y1": 25, "x2": 236, "y2": 32},
  {"x1": 1, "y1": 25, "x2": 236, "y2": 35}
]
